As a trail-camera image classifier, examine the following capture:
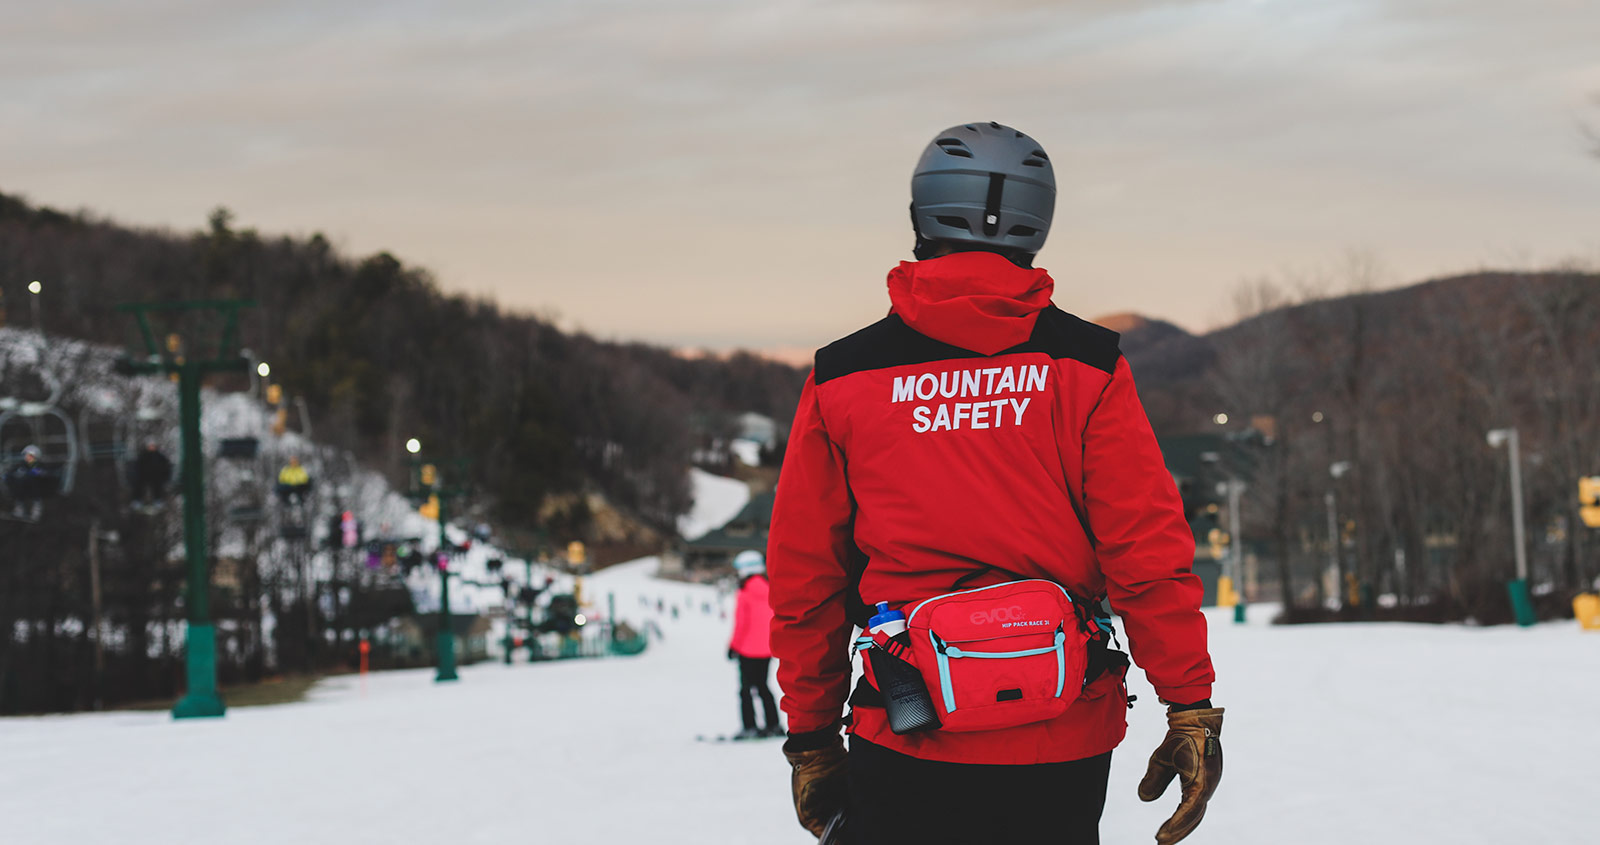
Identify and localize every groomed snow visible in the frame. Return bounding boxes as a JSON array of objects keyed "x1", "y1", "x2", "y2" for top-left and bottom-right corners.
[
  {"x1": 2, "y1": 557, "x2": 1595, "y2": 844},
  {"x1": 677, "y1": 468, "x2": 752, "y2": 541}
]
